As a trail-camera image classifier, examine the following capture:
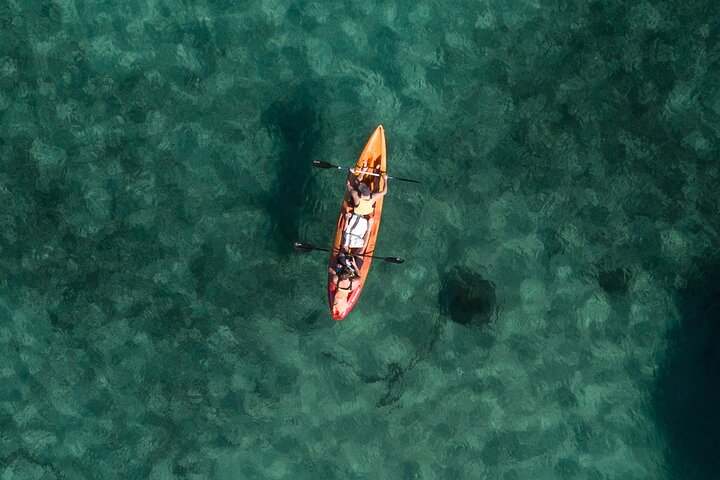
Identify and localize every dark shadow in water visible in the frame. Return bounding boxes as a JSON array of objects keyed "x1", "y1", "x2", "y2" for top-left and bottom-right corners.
[
  {"x1": 260, "y1": 84, "x2": 321, "y2": 255},
  {"x1": 597, "y1": 267, "x2": 632, "y2": 296},
  {"x1": 654, "y1": 263, "x2": 720, "y2": 479},
  {"x1": 439, "y1": 266, "x2": 498, "y2": 326}
]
